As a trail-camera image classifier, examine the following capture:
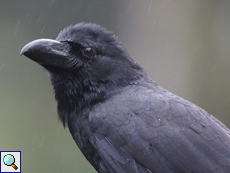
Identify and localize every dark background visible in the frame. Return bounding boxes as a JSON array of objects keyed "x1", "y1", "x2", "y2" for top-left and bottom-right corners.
[{"x1": 1, "y1": 1, "x2": 230, "y2": 172}]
